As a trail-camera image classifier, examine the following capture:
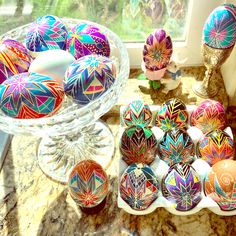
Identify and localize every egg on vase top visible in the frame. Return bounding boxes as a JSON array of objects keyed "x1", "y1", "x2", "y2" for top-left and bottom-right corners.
[
  {"x1": 190, "y1": 99, "x2": 227, "y2": 134},
  {"x1": 120, "y1": 163, "x2": 159, "y2": 211},
  {"x1": 158, "y1": 128, "x2": 195, "y2": 167},
  {"x1": 66, "y1": 22, "x2": 110, "y2": 59},
  {"x1": 203, "y1": 4, "x2": 236, "y2": 49},
  {"x1": 122, "y1": 100, "x2": 152, "y2": 127},
  {"x1": 0, "y1": 39, "x2": 31, "y2": 84},
  {"x1": 155, "y1": 98, "x2": 189, "y2": 132},
  {"x1": 0, "y1": 72, "x2": 64, "y2": 119},
  {"x1": 204, "y1": 160, "x2": 236, "y2": 211},
  {"x1": 25, "y1": 15, "x2": 68, "y2": 57},
  {"x1": 68, "y1": 160, "x2": 109, "y2": 208},
  {"x1": 64, "y1": 54, "x2": 115, "y2": 106},
  {"x1": 120, "y1": 125, "x2": 158, "y2": 165},
  {"x1": 29, "y1": 49, "x2": 75, "y2": 85},
  {"x1": 162, "y1": 163, "x2": 202, "y2": 211},
  {"x1": 197, "y1": 129, "x2": 235, "y2": 166},
  {"x1": 143, "y1": 28, "x2": 172, "y2": 71}
]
